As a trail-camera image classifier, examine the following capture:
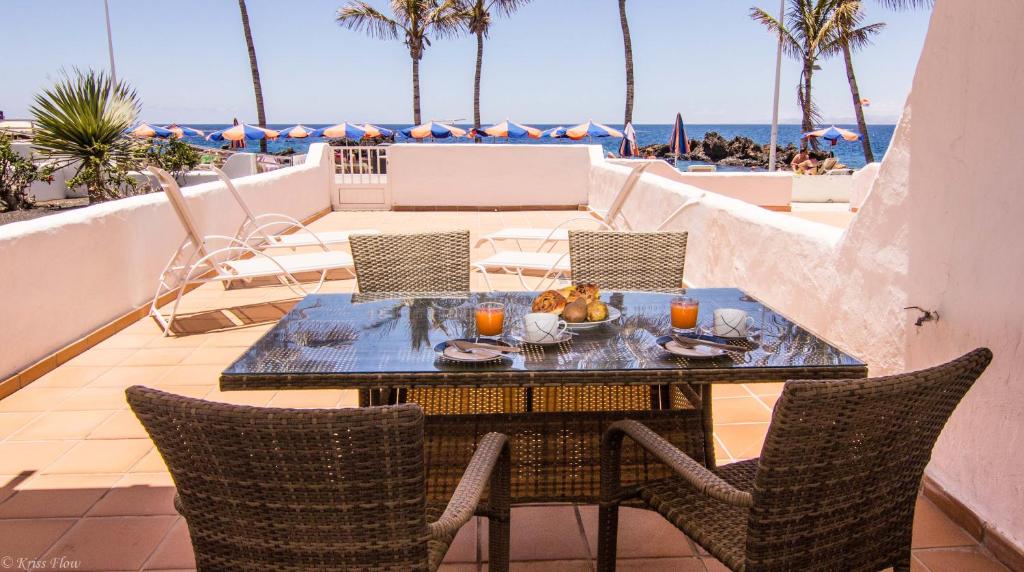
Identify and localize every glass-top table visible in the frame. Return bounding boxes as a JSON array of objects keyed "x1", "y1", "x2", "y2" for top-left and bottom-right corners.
[
  {"x1": 220, "y1": 288, "x2": 866, "y2": 504},
  {"x1": 221, "y1": 288, "x2": 865, "y2": 389}
]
